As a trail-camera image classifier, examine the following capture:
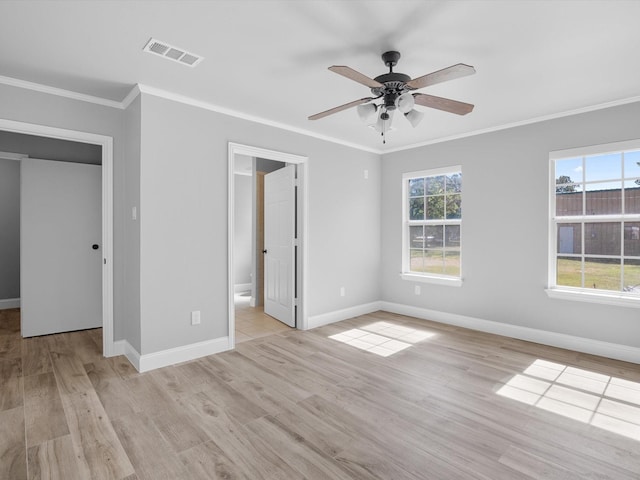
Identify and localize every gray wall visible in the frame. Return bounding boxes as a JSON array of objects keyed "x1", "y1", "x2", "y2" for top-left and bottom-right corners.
[
  {"x1": 0, "y1": 159, "x2": 20, "y2": 300},
  {"x1": 0, "y1": 131, "x2": 101, "y2": 164},
  {"x1": 123, "y1": 95, "x2": 141, "y2": 351},
  {"x1": 256, "y1": 158, "x2": 285, "y2": 173},
  {"x1": 234, "y1": 174, "x2": 252, "y2": 287},
  {"x1": 381, "y1": 101, "x2": 640, "y2": 349},
  {"x1": 0, "y1": 82, "x2": 127, "y2": 342},
  {"x1": 139, "y1": 93, "x2": 381, "y2": 354}
]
